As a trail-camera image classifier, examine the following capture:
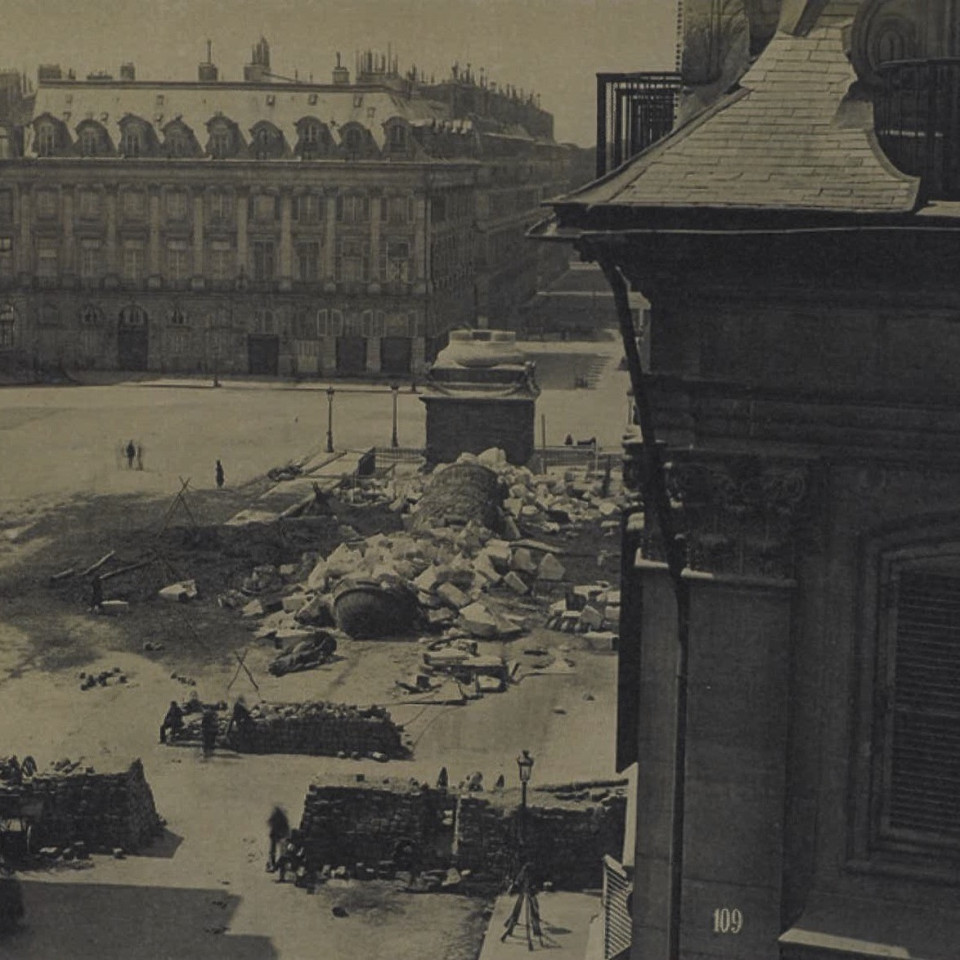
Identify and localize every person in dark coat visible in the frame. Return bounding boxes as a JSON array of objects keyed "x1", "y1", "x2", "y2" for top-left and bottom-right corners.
[
  {"x1": 159, "y1": 700, "x2": 184, "y2": 744},
  {"x1": 267, "y1": 806, "x2": 290, "y2": 871},
  {"x1": 215, "y1": 460, "x2": 225, "y2": 489},
  {"x1": 200, "y1": 708, "x2": 218, "y2": 758},
  {"x1": 125, "y1": 440, "x2": 136, "y2": 469},
  {"x1": 225, "y1": 696, "x2": 253, "y2": 750}
]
